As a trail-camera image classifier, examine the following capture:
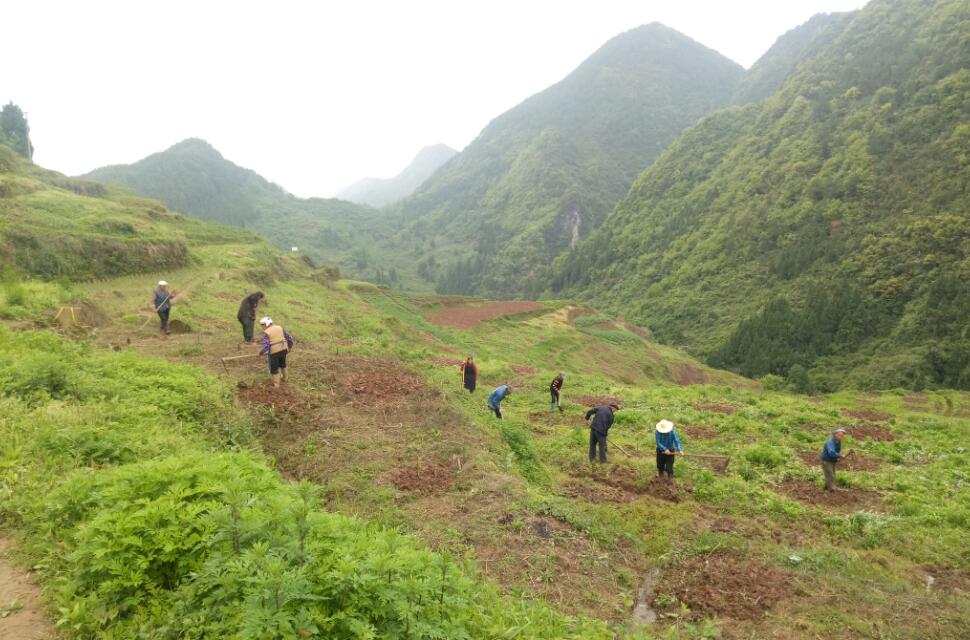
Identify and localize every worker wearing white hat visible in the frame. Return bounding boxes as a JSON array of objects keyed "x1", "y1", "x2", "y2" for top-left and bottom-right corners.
[
  {"x1": 151, "y1": 280, "x2": 176, "y2": 335},
  {"x1": 655, "y1": 419, "x2": 684, "y2": 479},
  {"x1": 258, "y1": 317, "x2": 294, "y2": 387}
]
